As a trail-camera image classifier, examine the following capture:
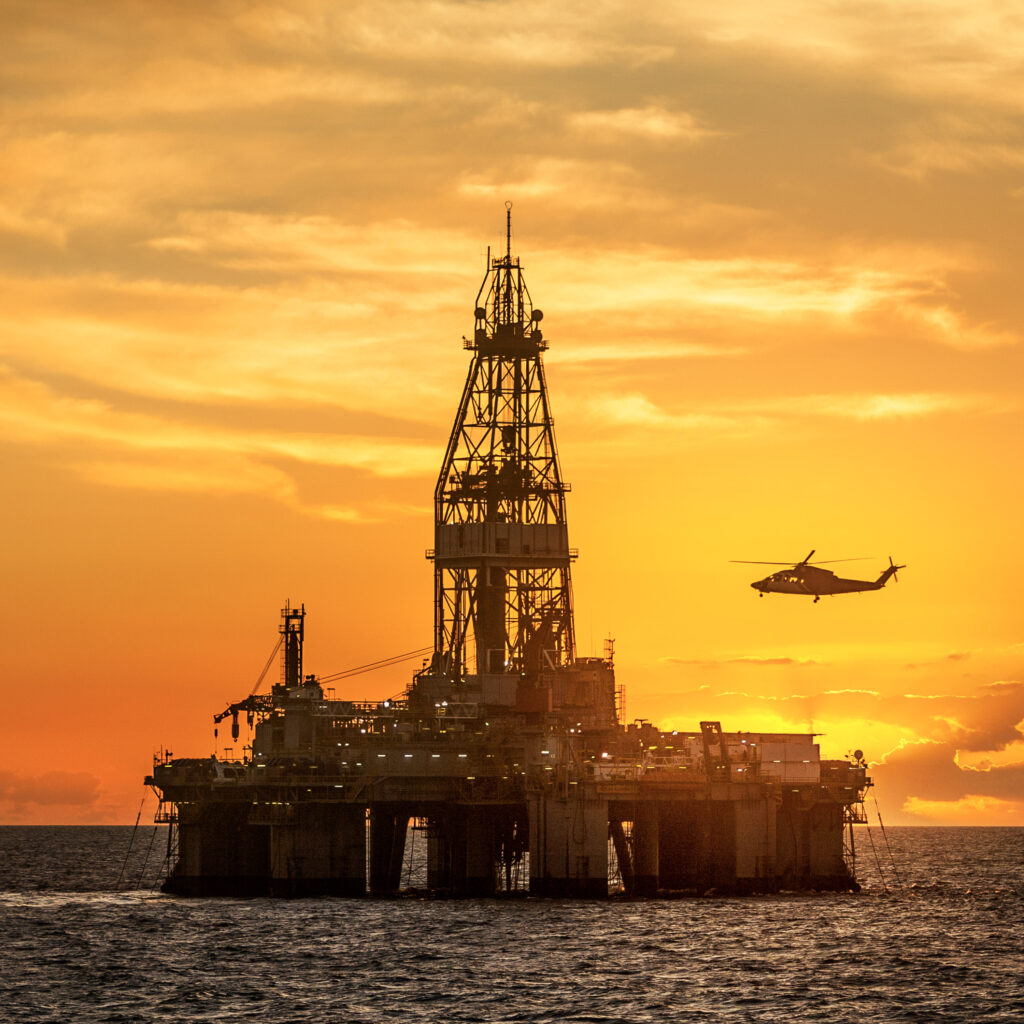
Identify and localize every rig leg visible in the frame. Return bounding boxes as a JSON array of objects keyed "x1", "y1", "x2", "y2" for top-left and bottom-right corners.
[
  {"x1": 632, "y1": 802, "x2": 660, "y2": 896},
  {"x1": 369, "y1": 805, "x2": 409, "y2": 894},
  {"x1": 609, "y1": 819, "x2": 633, "y2": 894},
  {"x1": 270, "y1": 804, "x2": 367, "y2": 897},
  {"x1": 528, "y1": 792, "x2": 608, "y2": 898}
]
